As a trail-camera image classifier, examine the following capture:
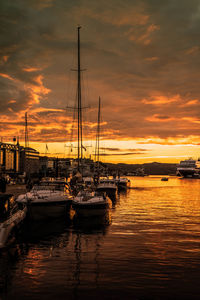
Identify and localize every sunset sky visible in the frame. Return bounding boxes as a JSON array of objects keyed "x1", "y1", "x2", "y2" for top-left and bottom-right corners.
[{"x1": 1, "y1": 0, "x2": 200, "y2": 163}]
